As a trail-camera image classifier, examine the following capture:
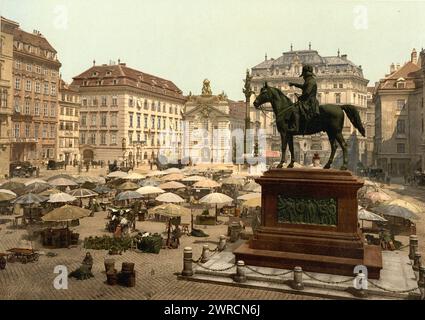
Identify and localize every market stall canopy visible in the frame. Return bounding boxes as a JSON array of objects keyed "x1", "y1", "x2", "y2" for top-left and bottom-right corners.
[
  {"x1": 117, "y1": 181, "x2": 139, "y2": 191},
  {"x1": 193, "y1": 179, "x2": 221, "y2": 189},
  {"x1": 24, "y1": 179, "x2": 47, "y2": 186},
  {"x1": 155, "y1": 192, "x2": 185, "y2": 203},
  {"x1": 38, "y1": 188, "x2": 61, "y2": 197},
  {"x1": 106, "y1": 171, "x2": 128, "y2": 179},
  {"x1": 67, "y1": 188, "x2": 98, "y2": 198},
  {"x1": 47, "y1": 174, "x2": 75, "y2": 182},
  {"x1": 48, "y1": 192, "x2": 77, "y2": 203},
  {"x1": 181, "y1": 168, "x2": 200, "y2": 175},
  {"x1": 212, "y1": 165, "x2": 231, "y2": 171},
  {"x1": 363, "y1": 179, "x2": 379, "y2": 187},
  {"x1": 237, "y1": 193, "x2": 261, "y2": 201},
  {"x1": 74, "y1": 176, "x2": 106, "y2": 185},
  {"x1": 122, "y1": 172, "x2": 146, "y2": 180},
  {"x1": 158, "y1": 181, "x2": 186, "y2": 190},
  {"x1": 136, "y1": 186, "x2": 165, "y2": 195},
  {"x1": 139, "y1": 178, "x2": 162, "y2": 187},
  {"x1": 93, "y1": 185, "x2": 112, "y2": 194},
  {"x1": 148, "y1": 203, "x2": 191, "y2": 217},
  {"x1": 364, "y1": 191, "x2": 392, "y2": 203},
  {"x1": 386, "y1": 199, "x2": 422, "y2": 214},
  {"x1": 182, "y1": 175, "x2": 206, "y2": 182},
  {"x1": 25, "y1": 182, "x2": 50, "y2": 194},
  {"x1": 373, "y1": 204, "x2": 420, "y2": 220},
  {"x1": 115, "y1": 190, "x2": 144, "y2": 201},
  {"x1": 146, "y1": 170, "x2": 168, "y2": 177},
  {"x1": 243, "y1": 181, "x2": 261, "y2": 192},
  {"x1": 242, "y1": 197, "x2": 262, "y2": 208},
  {"x1": 161, "y1": 173, "x2": 185, "y2": 181},
  {"x1": 0, "y1": 181, "x2": 26, "y2": 194},
  {"x1": 0, "y1": 192, "x2": 16, "y2": 202},
  {"x1": 221, "y1": 177, "x2": 245, "y2": 186},
  {"x1": 199, "y1": 192, "x2": 233, "y2": 205},
  {"x1": 358, "y1": 206, "x2": 387, "y2": 222},
  {"x1": 13, "y1": 193, "x2": 47, "y2": 205},
  {"x1": 49, "y1": 178, "x2": 78, "y2": 187},
  {"x1": 0, "y1": 189, "x2": 17, "y2": 197},
  {"x1": 42, "y1": 205, "x2": 91, "y2": 222},
  {"x1": 163, "y1": 168, "x2": 182, "y2": 174}
]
